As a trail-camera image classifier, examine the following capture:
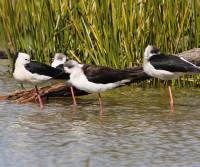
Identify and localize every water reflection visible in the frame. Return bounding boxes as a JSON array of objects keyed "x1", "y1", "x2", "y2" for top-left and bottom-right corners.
[{"x1": 0, "y1": 77, "x2": 200, "y2": 167}]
